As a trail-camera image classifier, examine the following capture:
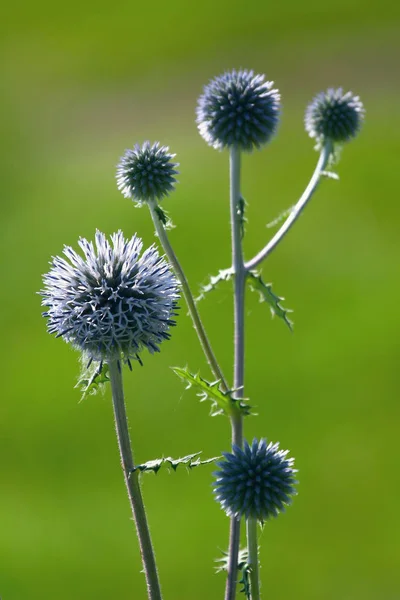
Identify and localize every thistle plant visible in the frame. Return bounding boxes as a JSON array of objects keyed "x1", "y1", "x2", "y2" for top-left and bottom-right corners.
[
  {"x1": 40, "y1": 69, "x2": 364, "y2": 600},
  {"x1": 40, "y1": 231, "x2": 179, "y2": 600}
]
